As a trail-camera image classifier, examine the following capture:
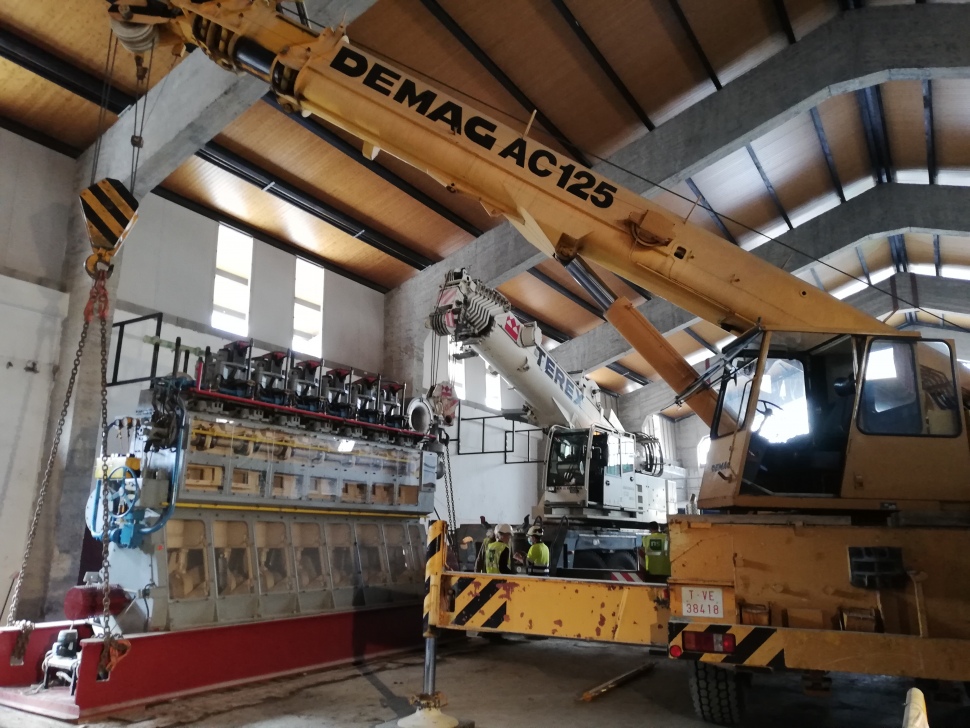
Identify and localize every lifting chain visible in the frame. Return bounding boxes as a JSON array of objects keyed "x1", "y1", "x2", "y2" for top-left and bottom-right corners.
[
  {"x1": 442, "y1": 446, "x2": 459, "y2": 566},
  {"x1": 6, "y1": 273, "x2": 114, "y2": 664}
]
